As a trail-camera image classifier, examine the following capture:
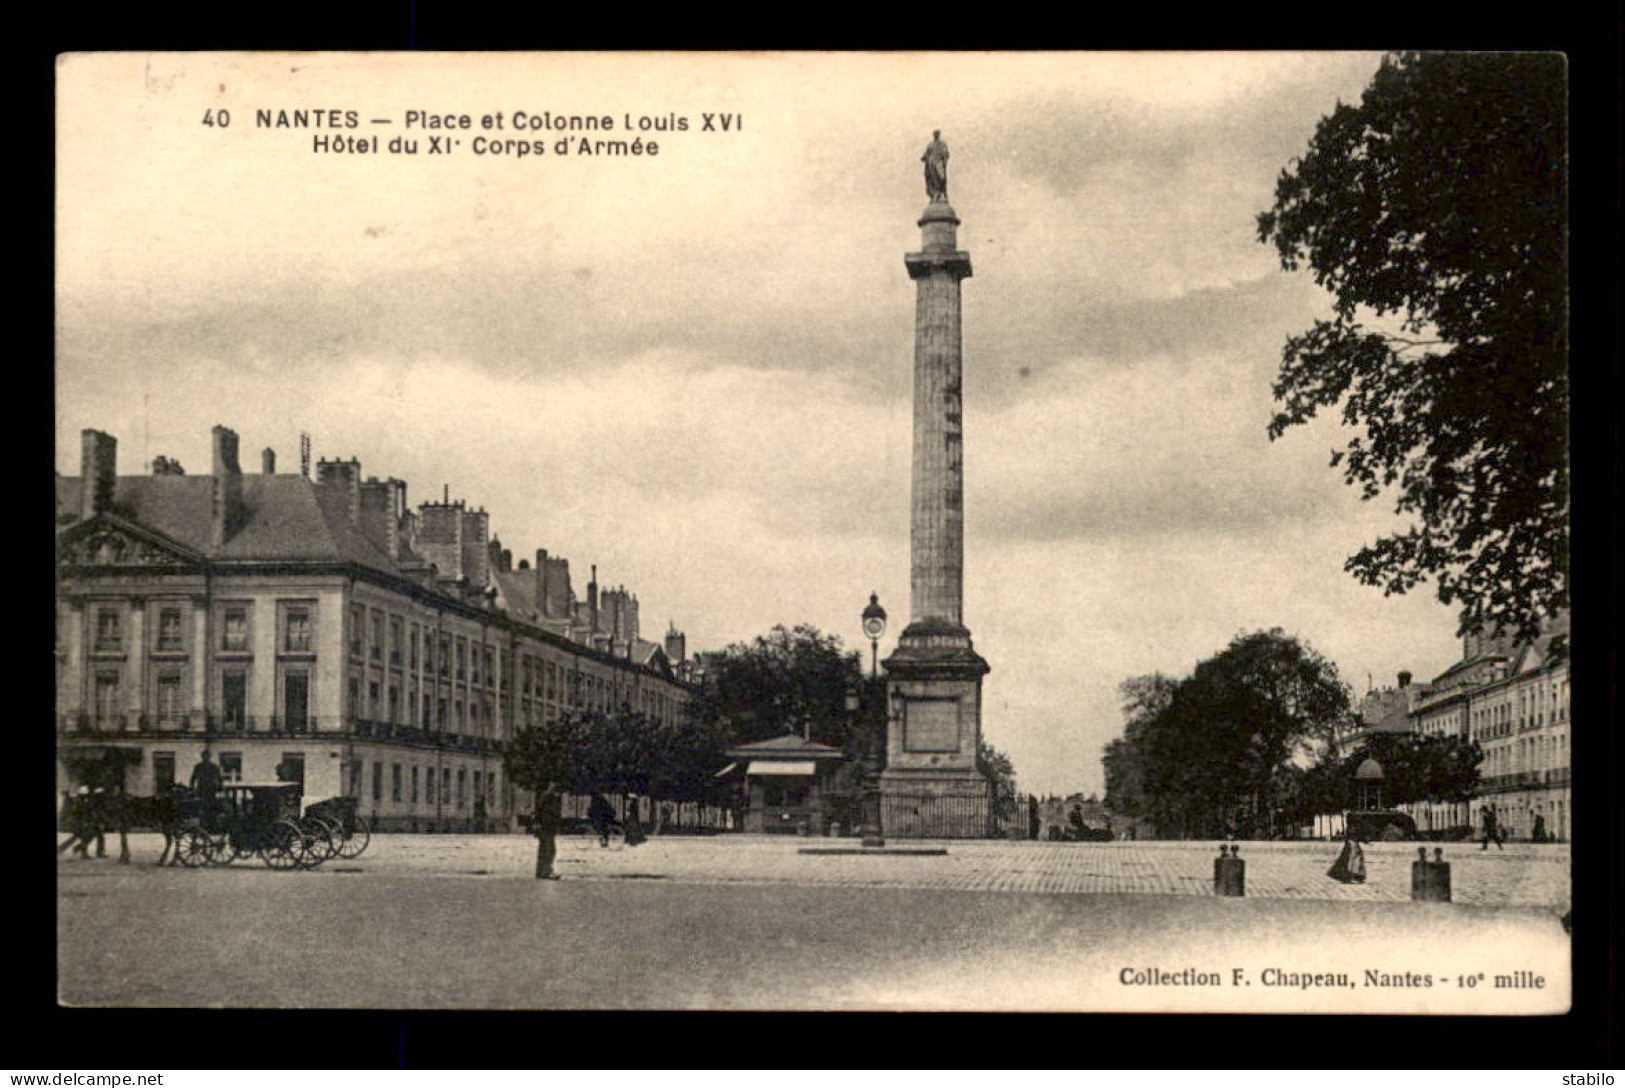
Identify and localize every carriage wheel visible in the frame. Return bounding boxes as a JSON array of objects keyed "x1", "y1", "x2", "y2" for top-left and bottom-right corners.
[
  {"x1": 335, "y1": 815, "x2": 371, "y2": 859},
  {"x1": 204, "y1": 832, "x2": 238, "y2": 865},
  {"x1": 176, "y1": 829, "x2": 213, "y2": 868},
  {"x1": 314, "y1": 817, "x2": 345, "y2": 860},
  {"x1": 261, "y1": 820, "x2": 306, "y2": 870},
  {"x1": 296, "y1": 821, "x2": 333, "y2": 869}
]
